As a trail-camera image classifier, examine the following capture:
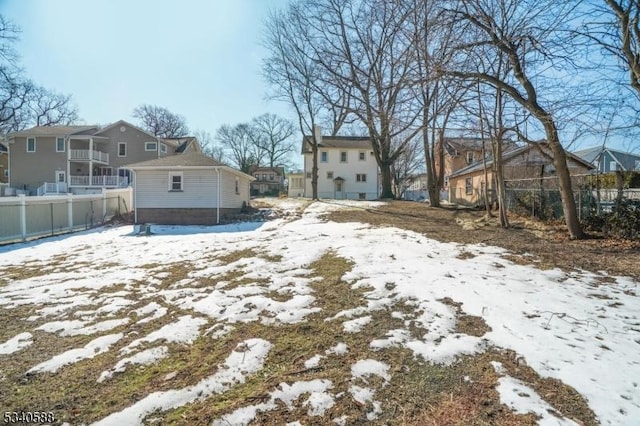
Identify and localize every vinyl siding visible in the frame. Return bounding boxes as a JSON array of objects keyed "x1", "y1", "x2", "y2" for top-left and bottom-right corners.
[{"x1": 9, "y1": 136, "x2": 68, "y2": 192}]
